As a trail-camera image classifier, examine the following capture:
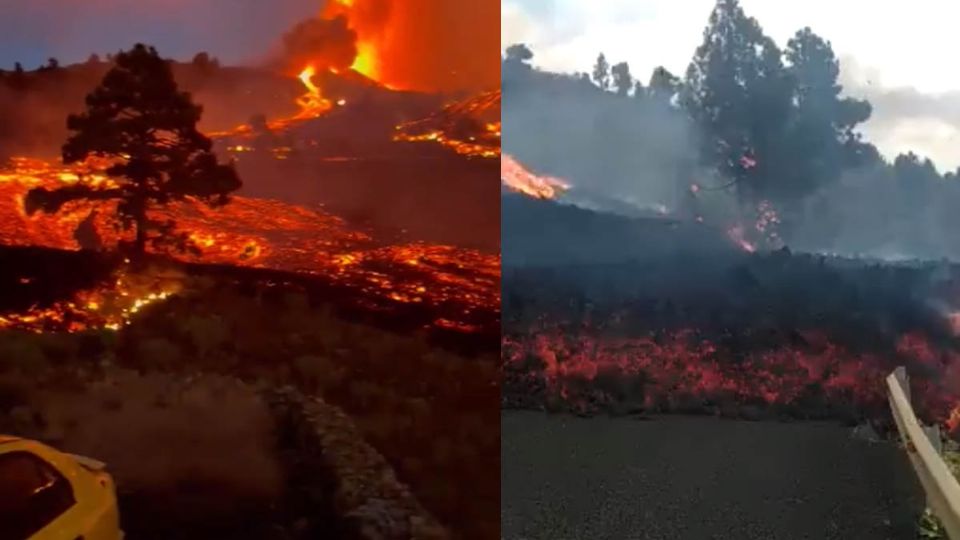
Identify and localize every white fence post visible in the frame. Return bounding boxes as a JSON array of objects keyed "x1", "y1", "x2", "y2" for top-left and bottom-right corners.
[{"x1": 887, "y1": 366, "x2": 960, "y2": 538}]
